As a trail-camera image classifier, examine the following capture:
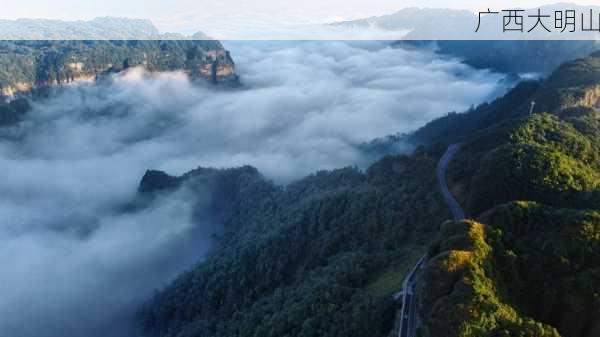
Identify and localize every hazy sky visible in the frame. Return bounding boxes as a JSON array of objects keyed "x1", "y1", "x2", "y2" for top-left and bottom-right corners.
[{"x1": 2, "y1": 0, "x2": 599, "y2": 33}]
